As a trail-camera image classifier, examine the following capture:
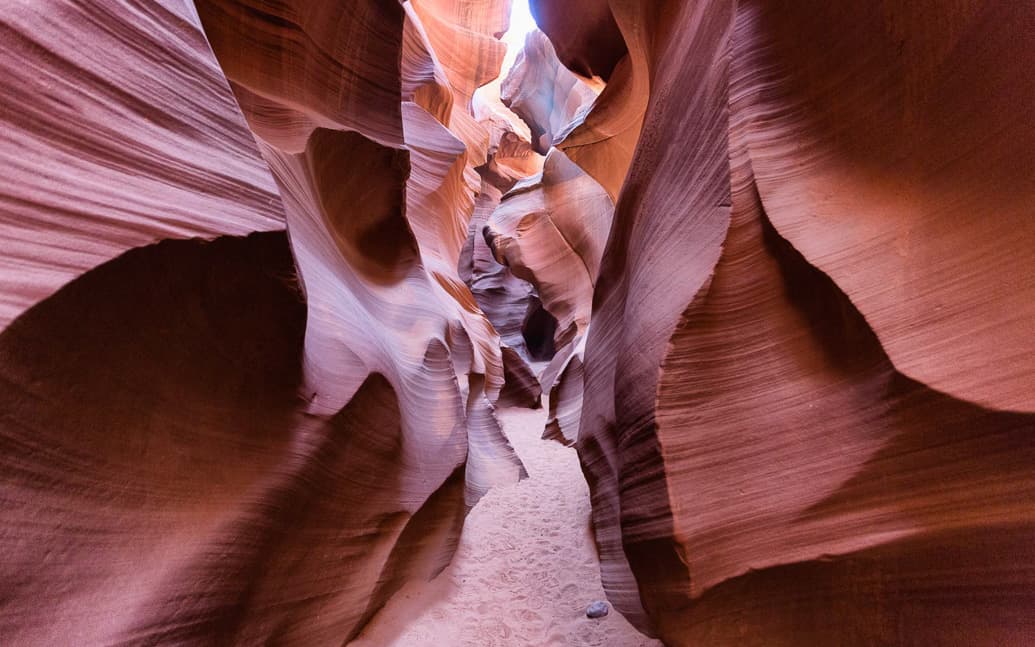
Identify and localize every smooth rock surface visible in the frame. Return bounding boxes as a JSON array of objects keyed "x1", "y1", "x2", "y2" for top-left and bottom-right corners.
[
  {"x1": 0, "y1": 1, "x2": 530, "y2": 643},
  {"x1": 3, "y1": 1, "x2": 1033, "y2": 645},
  {"x1": 530, "y1": 0, "x2": 1035, "y2": 644}
]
